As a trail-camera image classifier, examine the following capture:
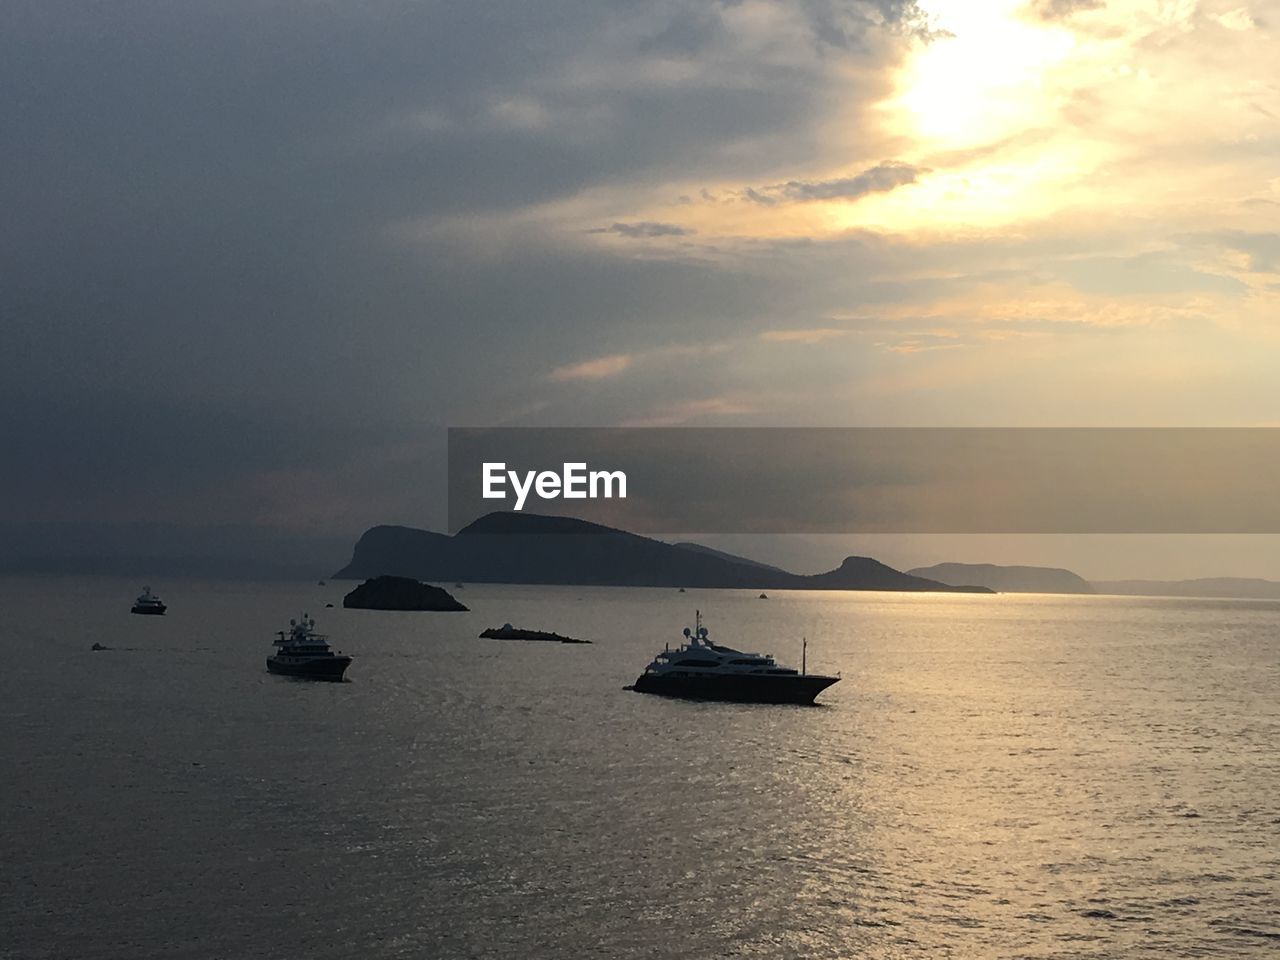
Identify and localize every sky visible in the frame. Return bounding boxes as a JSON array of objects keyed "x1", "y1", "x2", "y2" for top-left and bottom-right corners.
[{"x1": 4, "y1": 0, "x2": 1280, "y2": 577}]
